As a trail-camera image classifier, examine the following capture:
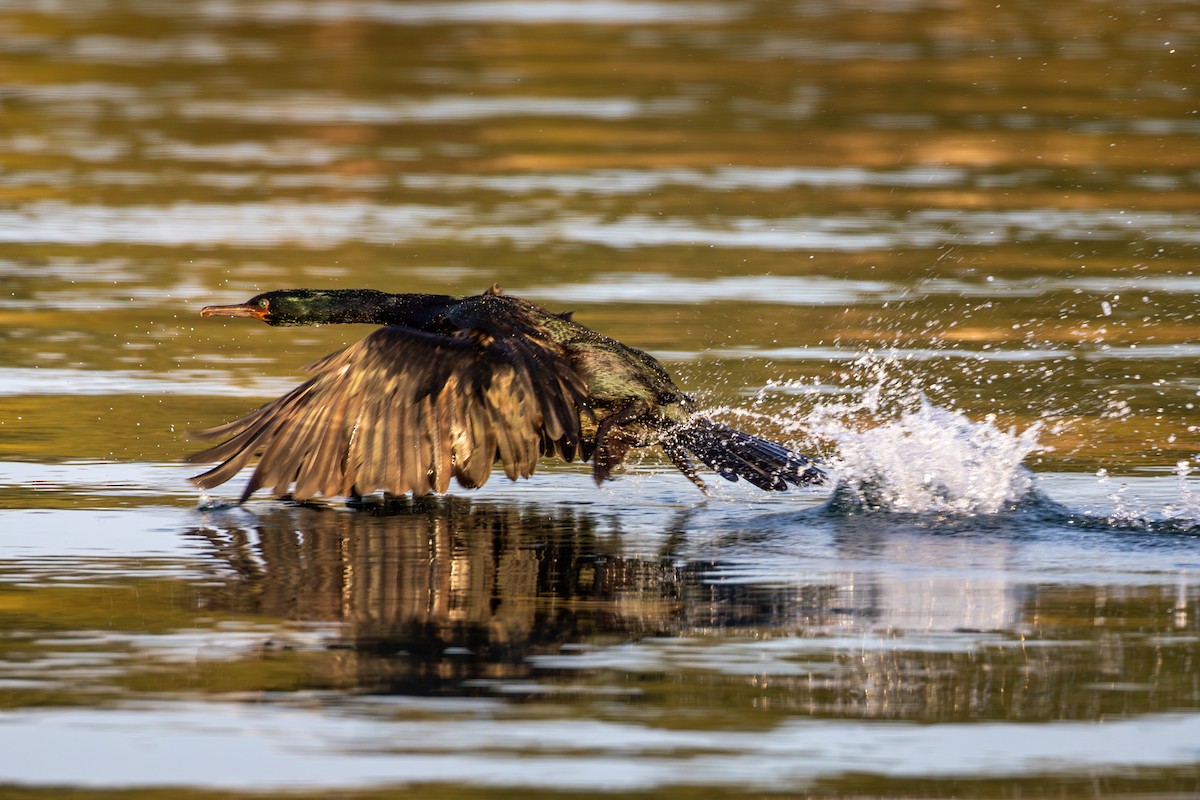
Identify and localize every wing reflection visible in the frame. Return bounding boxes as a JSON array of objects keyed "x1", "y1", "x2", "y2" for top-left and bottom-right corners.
[
  {"x1": 187, "y1": 499, "x2": 687, "y2": 690},
  {"x1": 180, "y1": 498, "x2": 1199, "y2": 721}
]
